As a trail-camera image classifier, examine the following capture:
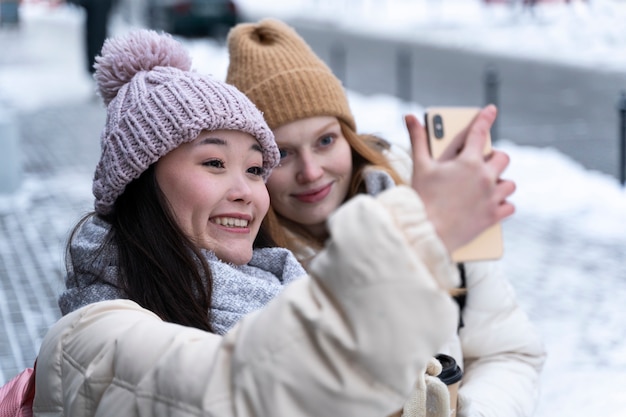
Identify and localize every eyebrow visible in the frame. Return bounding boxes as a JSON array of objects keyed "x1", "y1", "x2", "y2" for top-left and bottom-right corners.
[
  {"x1": 316, "y1": 120, "x2": 340, "y2": 135},
  {"x1": 195, "y1": 137, "x2": 226, "y2": 146},
  {"x1": 195, "y1": 136, "x2": 263, "y2": 154}
]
